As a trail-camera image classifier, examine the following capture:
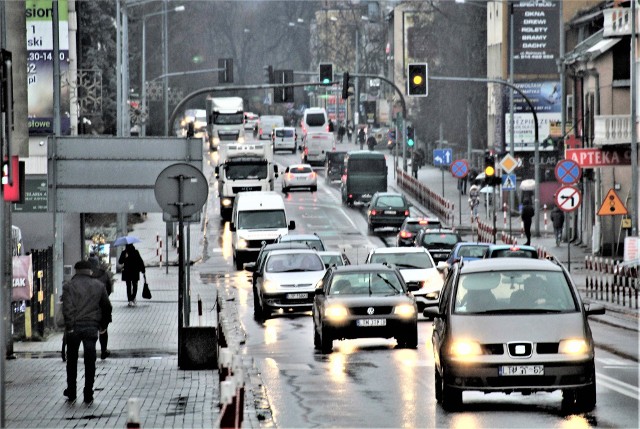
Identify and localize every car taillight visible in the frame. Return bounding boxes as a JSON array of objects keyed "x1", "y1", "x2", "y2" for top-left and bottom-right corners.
[
  {"x1": 287, "y1": 173, "x2": 294, "y2": 180},
  {"x1": 304, "y1": 147, "x2": 309, "y2": 155},
  {"x1": 399, "y1": 231, "x2": 413, "y2": 239},
  {"x1": 370, "y1": 209, "x2": 378, "y2": 216},
  {"x1": 310, "y1": 172, "x2": 316, "y2": 179},
  {"x1": 404, "y1": 210, "x2": 410, "y2": 216}
]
